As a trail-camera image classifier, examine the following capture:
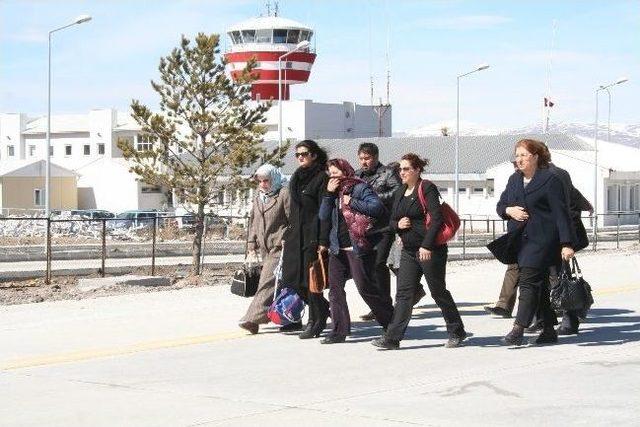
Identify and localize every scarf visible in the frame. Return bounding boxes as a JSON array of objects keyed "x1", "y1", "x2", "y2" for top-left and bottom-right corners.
[
  {"x1": 289, "y1": 161, "x2": 323, "y2": 204},
  {"x1": 255, "y1": 164, "x2": 283, "y2": 199},
  {"x1": 330, "y1": 158, "x2": 374, "y2": 250}
]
